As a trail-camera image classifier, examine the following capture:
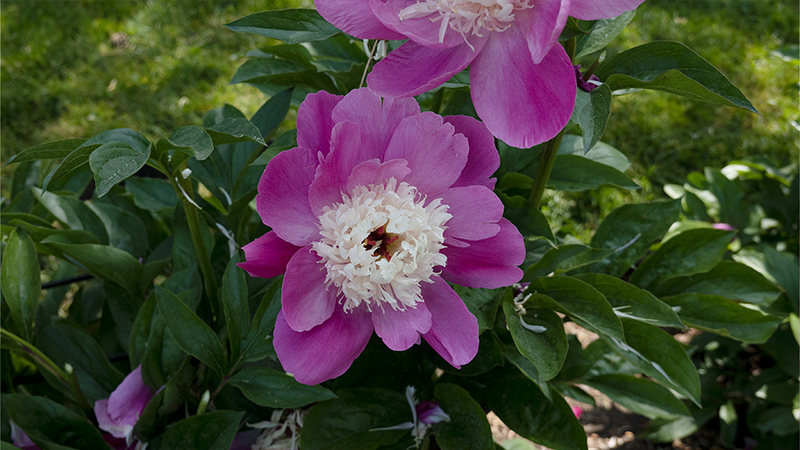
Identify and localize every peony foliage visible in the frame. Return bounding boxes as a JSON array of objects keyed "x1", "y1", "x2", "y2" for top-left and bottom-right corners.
[{"x1": 2, "y1": 2, "x2": 796, "y2": 450}]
